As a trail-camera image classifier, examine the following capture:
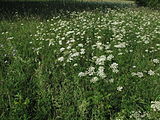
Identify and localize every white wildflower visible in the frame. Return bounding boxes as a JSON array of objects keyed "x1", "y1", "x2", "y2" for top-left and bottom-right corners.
[
  {"x1": 106, "y1": 50, "x2": 113, "y2": 53},
  {"x1": 97, "y1": 36, "x2": 102, "y2": 39},
  {"x1": 148, "y1": 70, "x2": 155, "y2": 76},
  {"x1": 60, "y1": 48, "x2": 65, "y2": 52},
  {"x1": 59, "y1": 40, "x2": 62, "y2": 45},
  {"x1": 132, "y1": 66, "x2": 136, "y2": 68},
  {"x1": 87, "y1": 66, "x2": 95, "y2": 76},
  {"x1": 78, "y1": 43, "x2": 83, "y2": 47},
  {"x1": 129, "y1": 50, "x2": 133, "y2": 52},
  {"x1": 71, "y1": 49, "x2": 77, "y2": 52},
  {"x1": 151, "y1": 101, "x2": 160, "y2": 111},
  {"x1": 130, "y1": 111, "x2": 148, "y2": 120},
  {"x1": 131, "y1": 72, "x2": 137, "y2": 76},
  {"x1": 71, "y1": 52, "x2": 79, "y2": 57},
  {"x1": 78, "y1": 72, "x2": 86, "y2": 77},
  {"x1": 107, "y1": 54, "x2": 114, "y2": 61},
  {"x1": 97, "y1": 66, "x2": 106, "y2": 78},
  {"x1": 73, "y1": 63, "x2": 78, "y2": 67},
  {"x1": 110, "y1": 63, "x2": 118, "y2": 69},
  {"x1": 109, "y1": 78, "x2": 114, "y2": 83},
  {"x1": 117, "y1": 86, "x2": 123, "y2": 91},
  {"x1": 137, "y1": 72, "x2": 144, "y2": 78},
  {"x1": 66, "y1": 31, "x2": 74, "y2": 35},
  {"x1": 132, "y1": 72, "x2": 144, "y2": 78},
  {"x1": 156, "y1": 44, "x2": 160, "y2": 47},
  {"x1": 96, "y1": 41, "x2": 103, "y2": 50},
  {"x1": 153, "y1": 59, "x2": 159, "y2": 64},
  {"x1": 110, "y1": 63, "x2": 119, "y2": 73},
  {"x1": 90, "y1": 77, "x2": 99, "y2": 83},
  {"x1": 118, "y1": 53, "x2": 123, "y2": 55},
  {"x1": 144, "y1": 40, "x2": 149, "y2": 44},
  {"x1": 104, "y1": 45, "x2": 110, "y2": 50},
  {"x1": 67, "y1": 45, "x2": 71, "y2": 50},
  {"x1": 70, "y1": 39, "x2": 75, "y2": 43},
  {"x1": 58, "y1": 57, "x2": 64, "y2": 62},
  {"x1": 145, "y1": 49, "x2": 149, "y2": 52},
  {"x1": 112, "y1": 69, "x2": 119, "y2": 73},
  {"x1": 92, "y1": 56, "x2": 98, "y2": 60},
  {"x1": 80, "y1": 49, "x2": 85, "y2": 54},
  {"x1": 114, "y1": 42, "x2": 126, "y2": 48},
  {"x1": 95, "y1": 55, "x2": 106, "y2": 65},
  {"x1": 67, "y1": 57, "x2": 73, "y2": 62}
]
